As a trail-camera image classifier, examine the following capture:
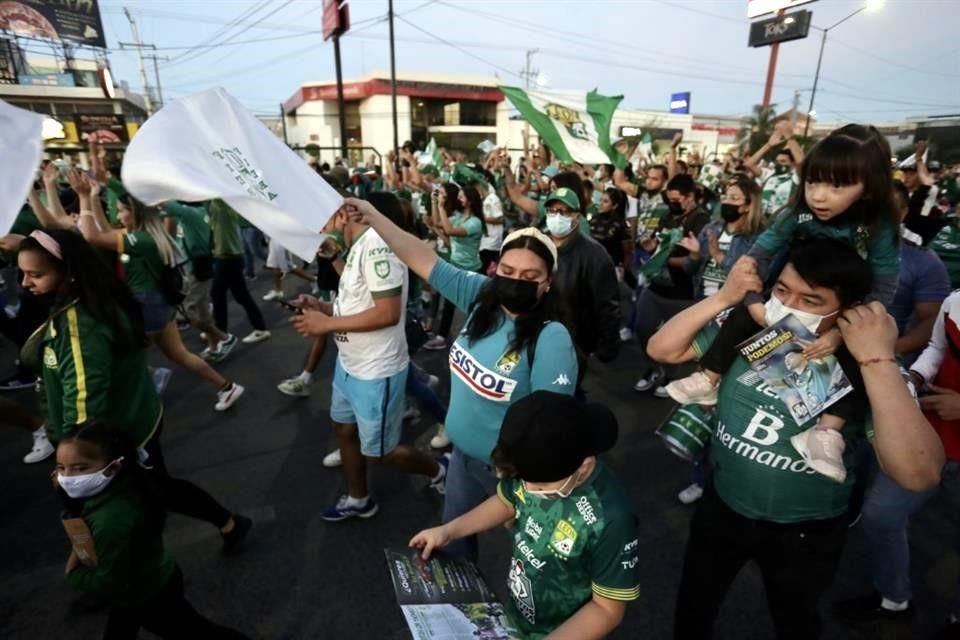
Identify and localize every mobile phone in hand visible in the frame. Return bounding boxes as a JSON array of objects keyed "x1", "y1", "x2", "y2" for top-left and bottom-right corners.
[{"x1": 275, "y1": 299, "x2": 303, "y2": 315}]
